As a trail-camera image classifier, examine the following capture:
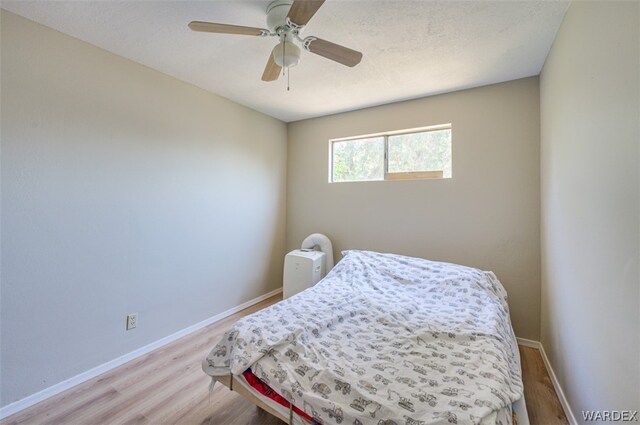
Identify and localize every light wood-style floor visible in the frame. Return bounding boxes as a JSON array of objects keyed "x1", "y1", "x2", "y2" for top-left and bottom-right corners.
[
  {"x1": 519, "y1": 344, "x2": 569, "y2": 425},
  {"x1": 2, "y1": 295, "x2": 568, "y2": 425}
]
